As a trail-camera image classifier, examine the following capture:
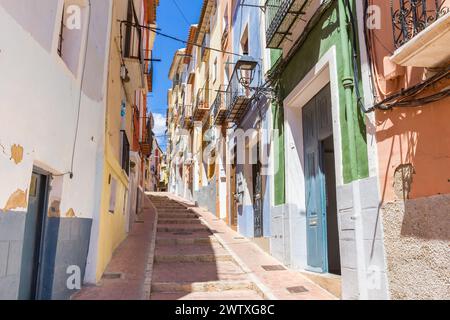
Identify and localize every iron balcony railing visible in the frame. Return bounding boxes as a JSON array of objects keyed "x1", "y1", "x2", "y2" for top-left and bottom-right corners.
[
  {"x1": 196, "y1": 87, "x2": 210, "y2": 110},
  {"x1": 211, "y1": 86, "x2": 228, "y2": 125},
  {"x1": 265, "y1": 0, "x2": 311, "y2": 48},
  {"x1": 225, "y1": 68, "x2": 253, "y2": 122},
  {"x1": 391, "y1": 0, "x2": 449, "y2": 48},
  {"x1": 193, "y1": 87, "x2": 211, "y2": 122},
  {"x1": 181, "y1": 104, "x2": 193, "y2": 128}
]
